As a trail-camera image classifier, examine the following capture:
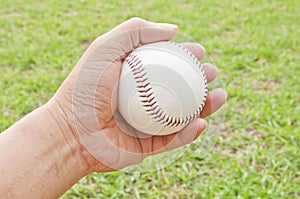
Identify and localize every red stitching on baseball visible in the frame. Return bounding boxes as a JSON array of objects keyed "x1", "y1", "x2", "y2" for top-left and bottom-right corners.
[{"x1": 125, "y1": 41, "x2": 208, "y2": 127}]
